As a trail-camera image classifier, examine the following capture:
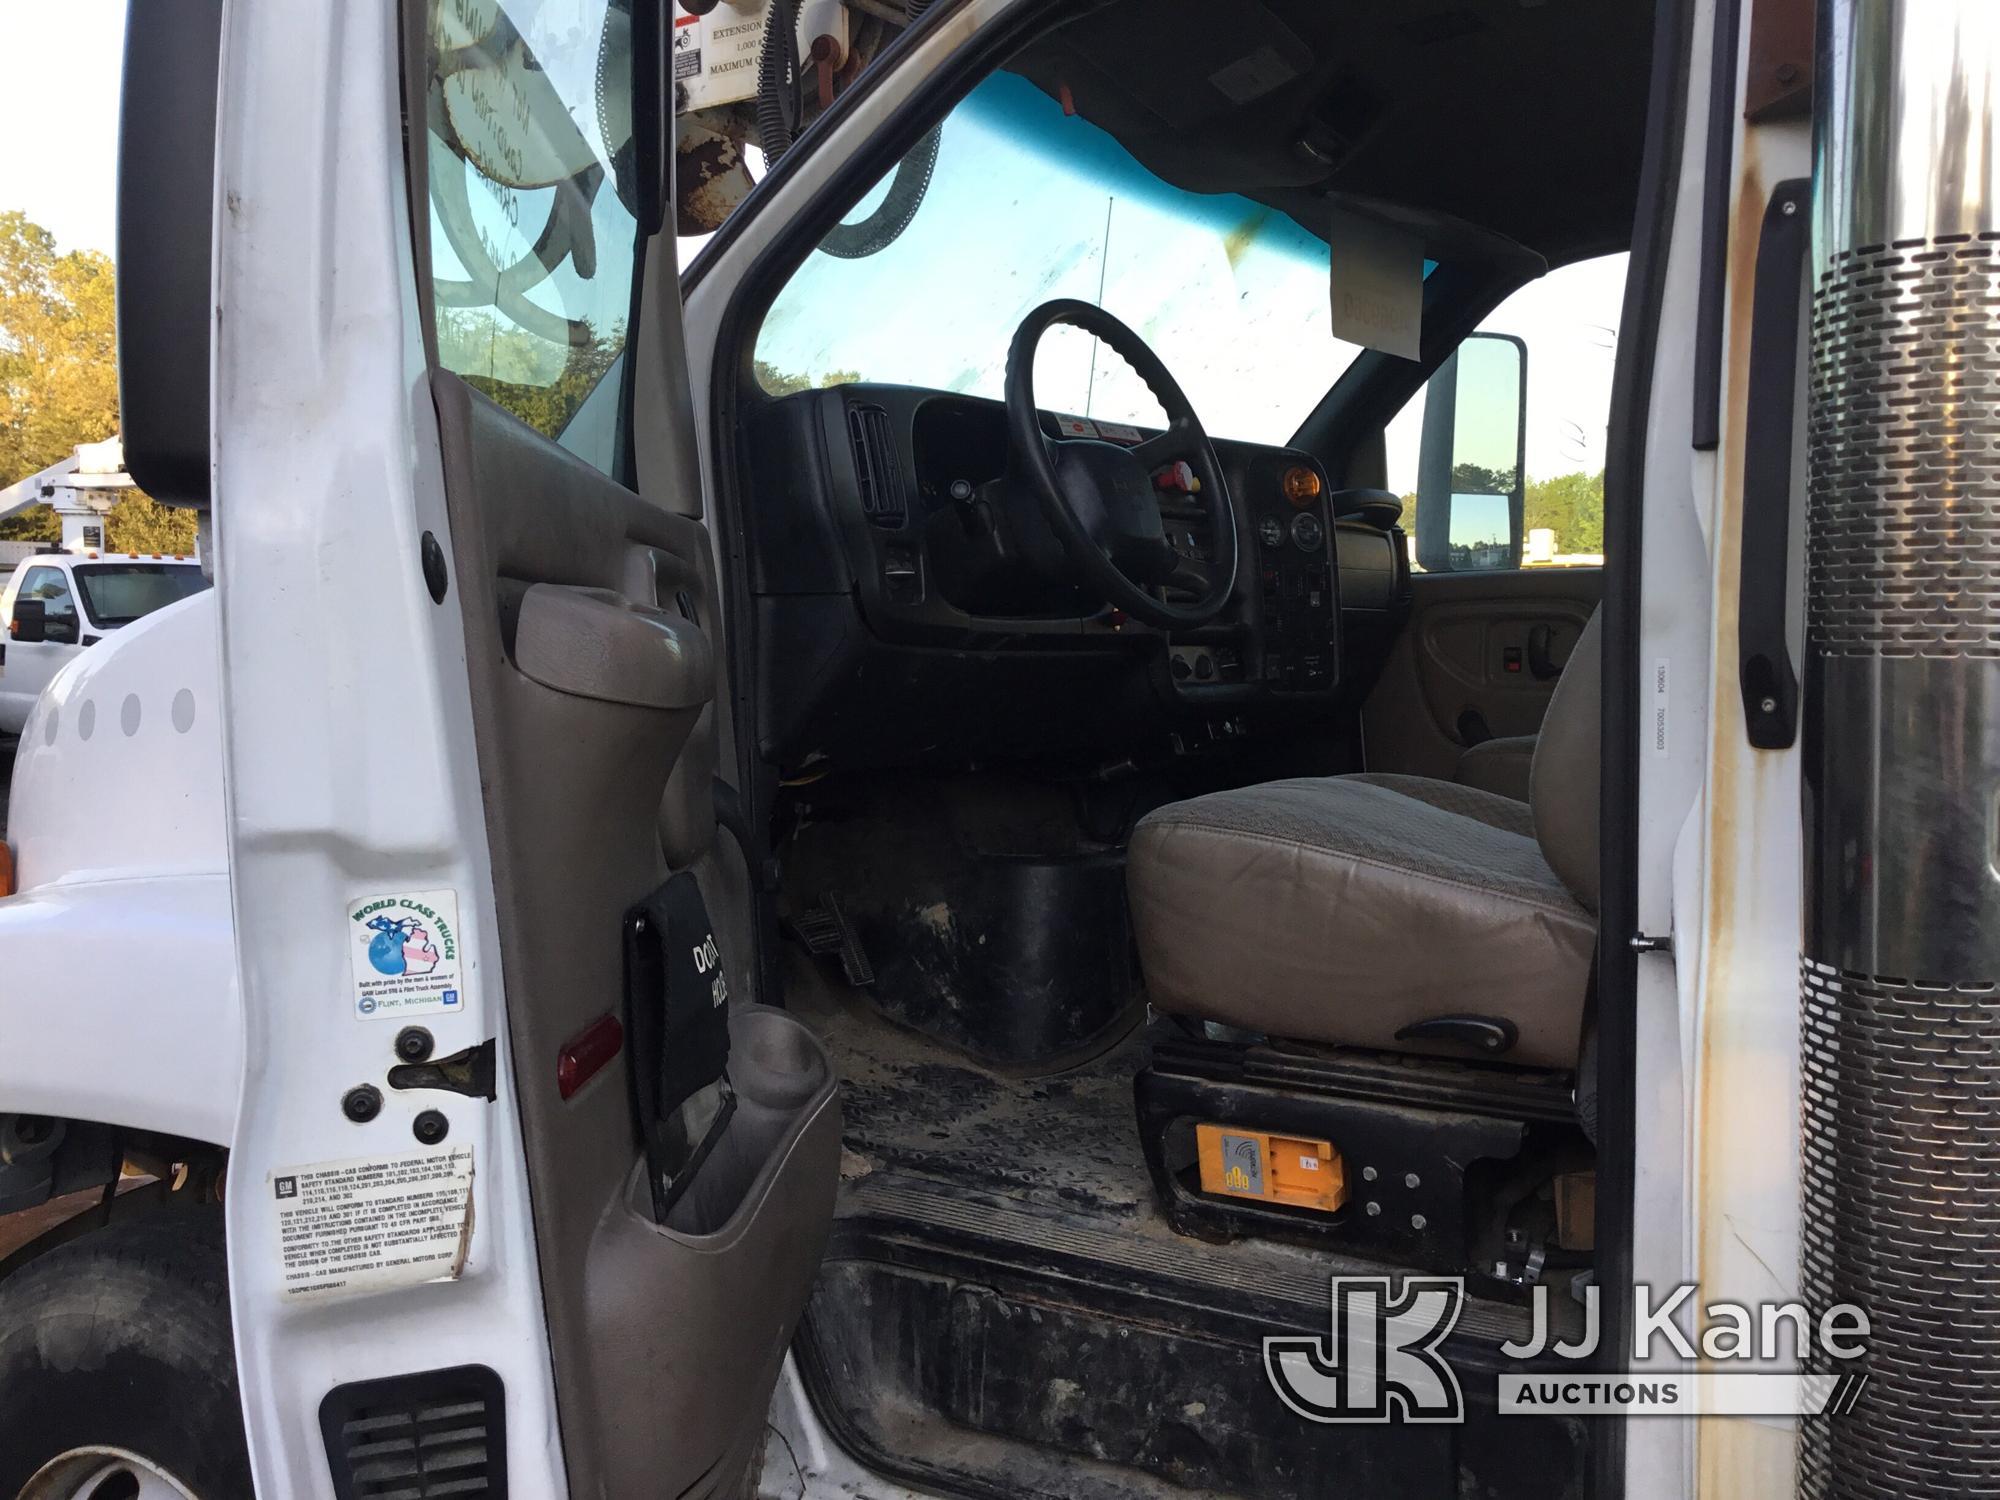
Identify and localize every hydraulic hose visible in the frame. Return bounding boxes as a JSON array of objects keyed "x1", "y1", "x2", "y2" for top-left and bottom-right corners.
[{"x1": 754, "y1": 0, "x2": 942, "y2": 258}]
